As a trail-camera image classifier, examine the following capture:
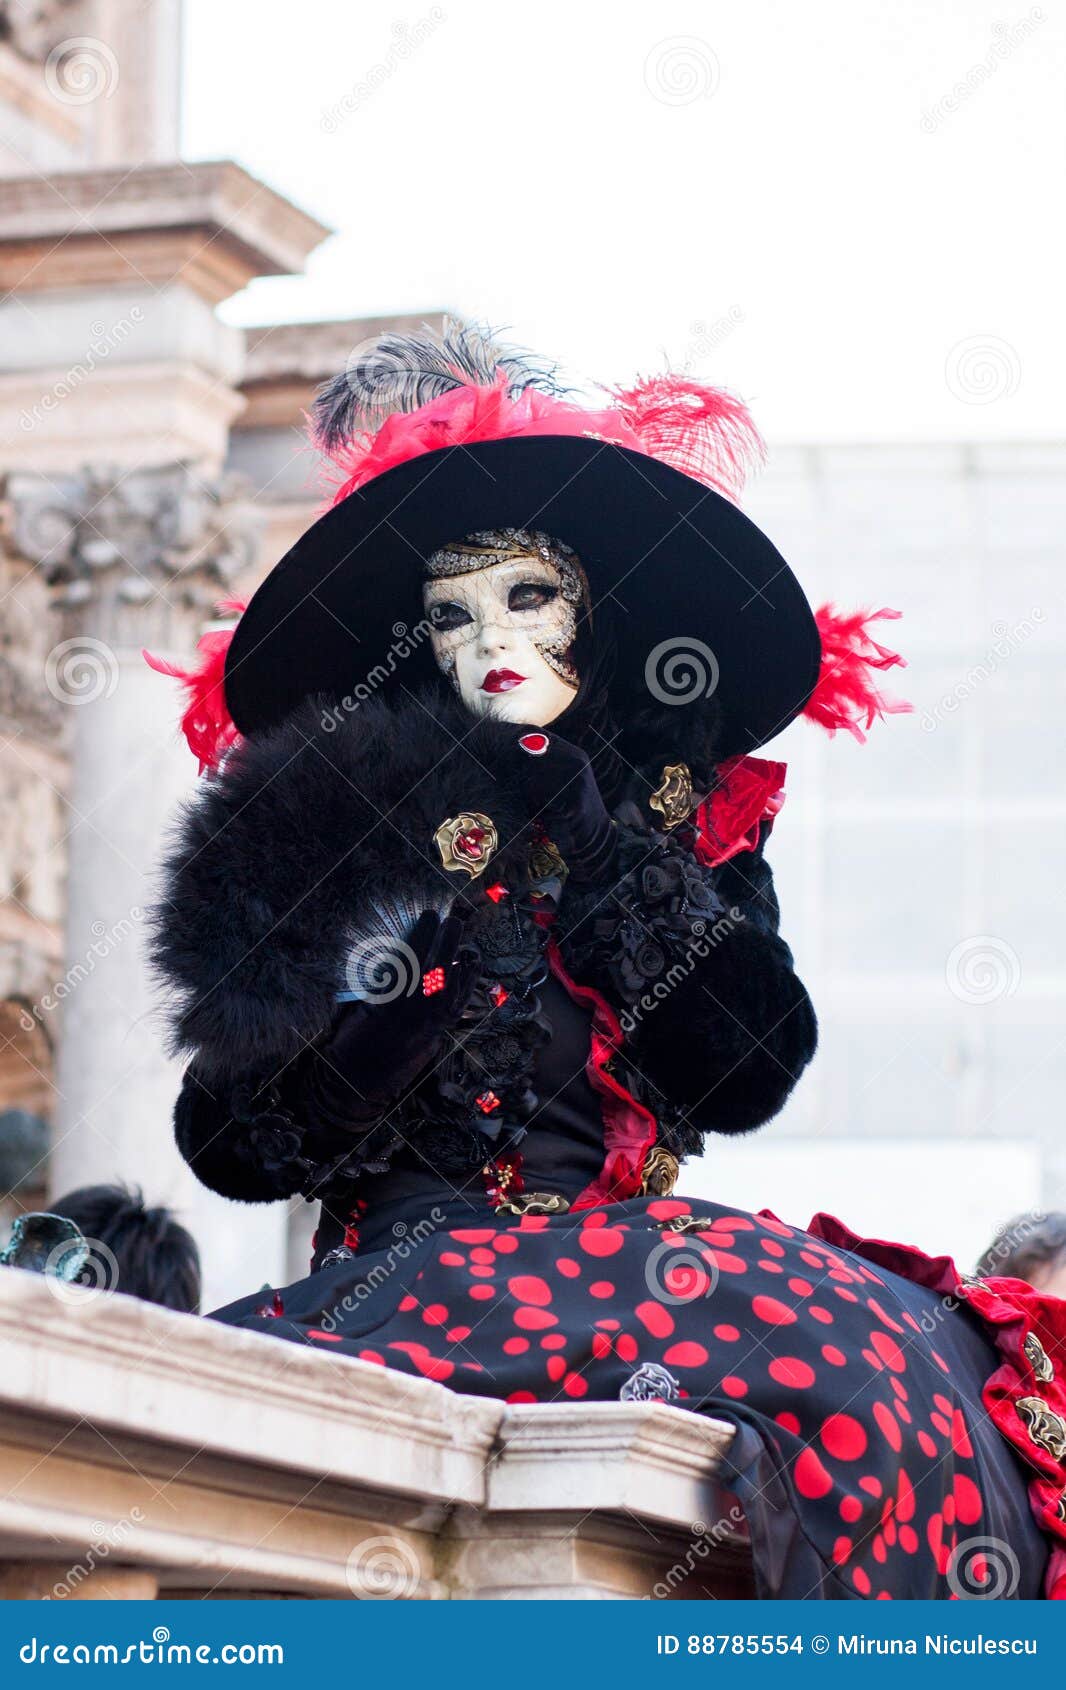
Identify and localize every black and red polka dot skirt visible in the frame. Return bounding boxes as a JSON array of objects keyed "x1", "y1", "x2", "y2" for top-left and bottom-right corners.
[{"x1": 213, "y1": 1195, "x2": 1066, "y2": 1600}]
